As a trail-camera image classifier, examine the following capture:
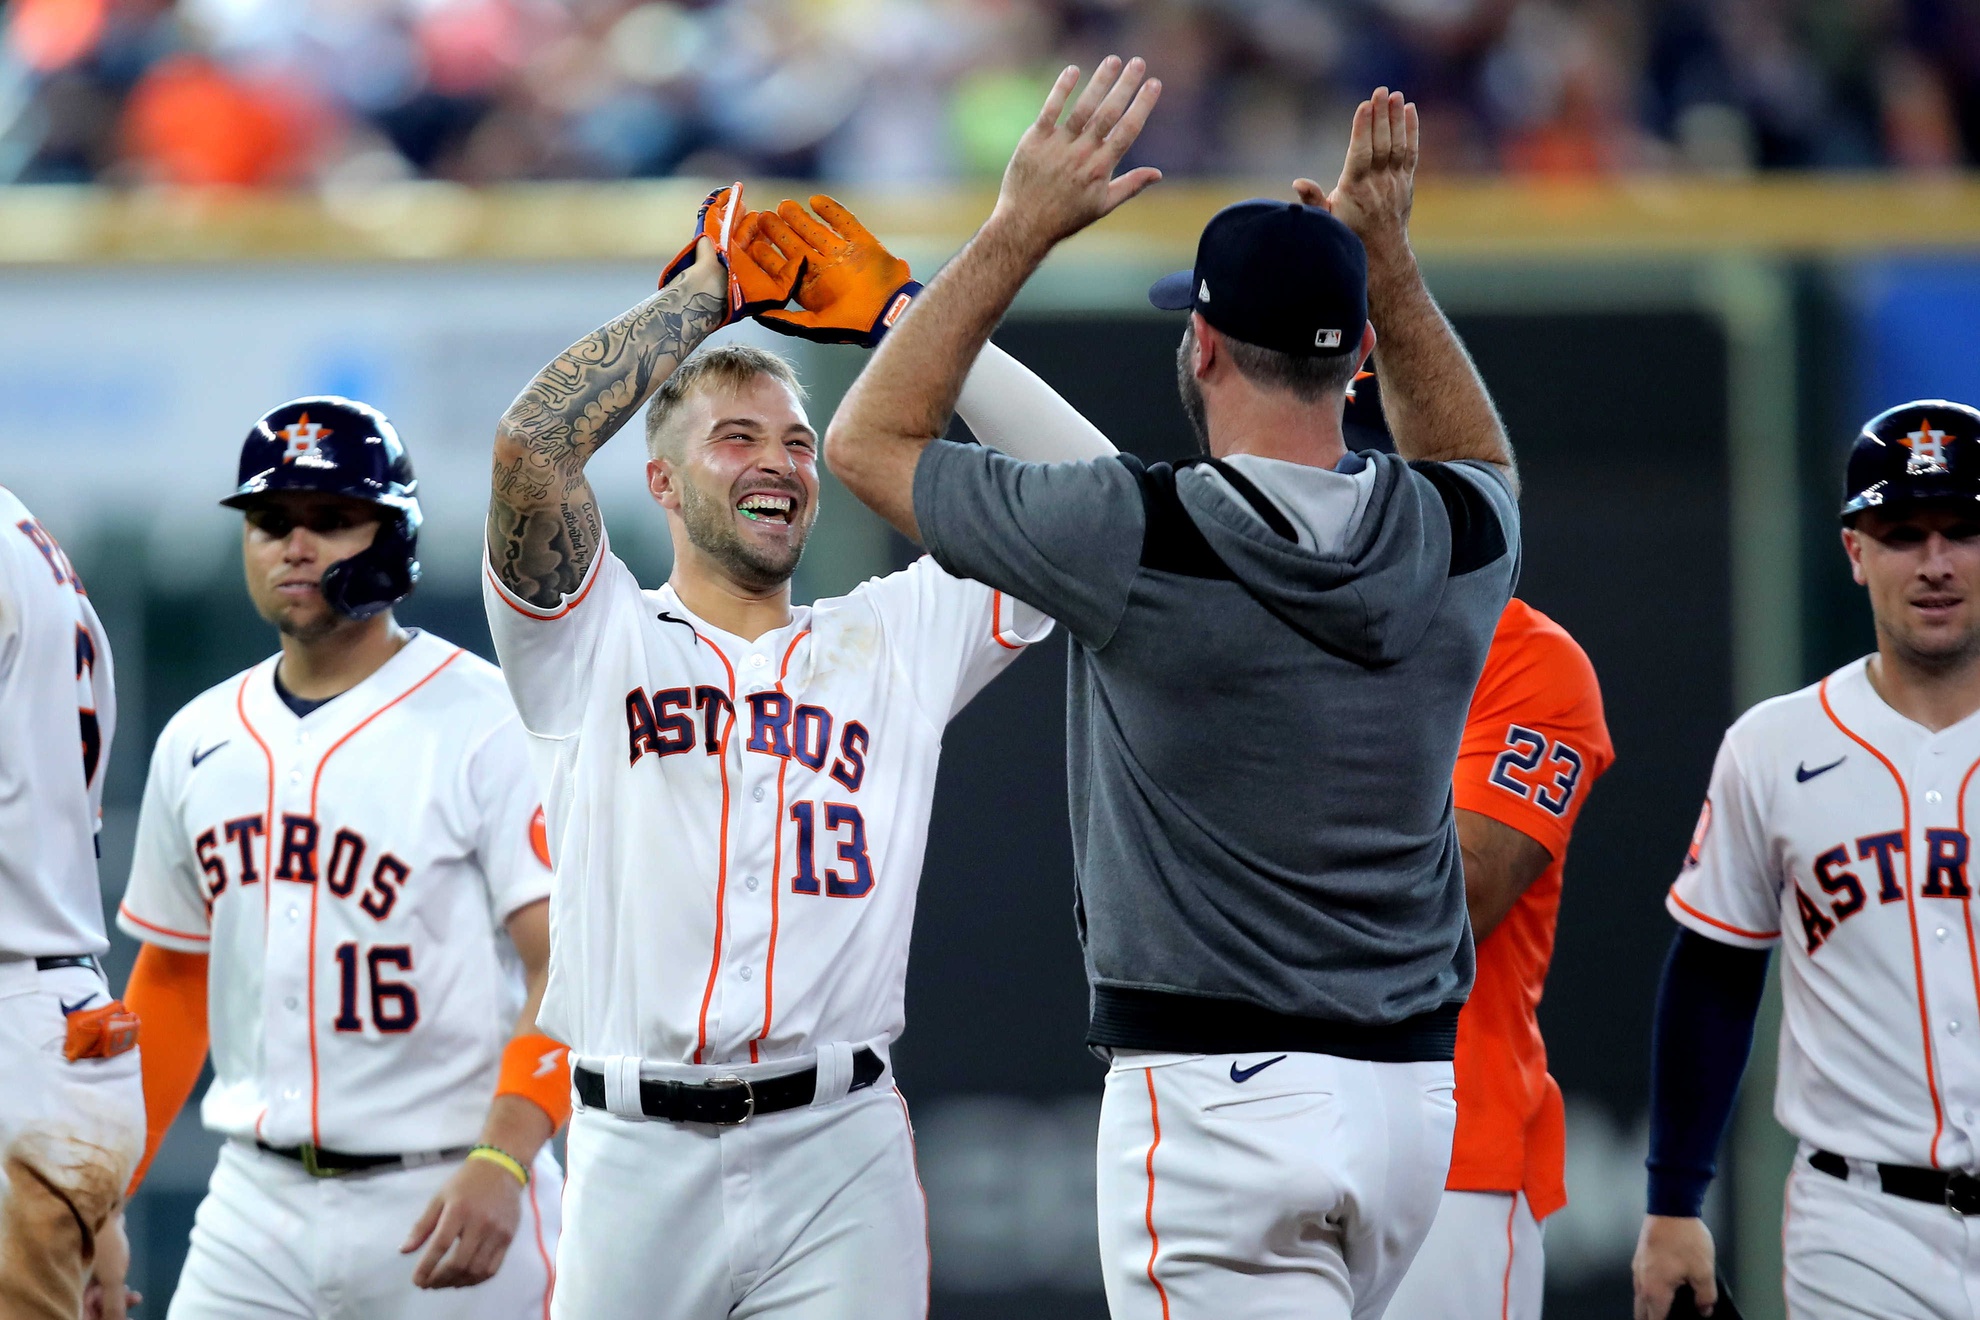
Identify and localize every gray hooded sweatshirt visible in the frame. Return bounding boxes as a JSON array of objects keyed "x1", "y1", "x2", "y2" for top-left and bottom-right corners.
[{"x1": 913, "y1": 442, "x2": 1519, "y2": 1061}]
